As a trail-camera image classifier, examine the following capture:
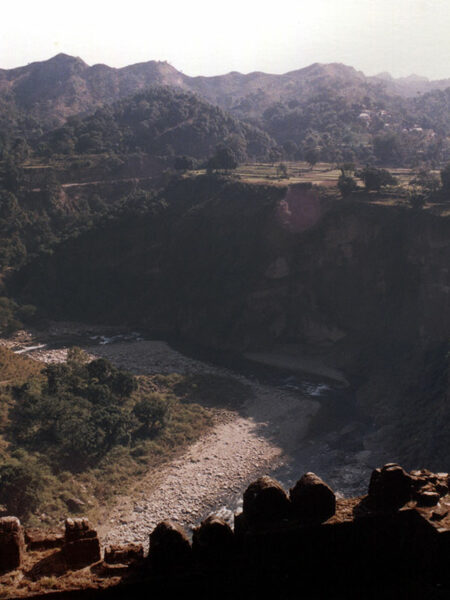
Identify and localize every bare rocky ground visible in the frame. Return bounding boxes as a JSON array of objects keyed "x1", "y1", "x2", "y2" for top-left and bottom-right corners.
[{"x1": 4, "y1": 327, "x2": 319, "y2": 548}]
